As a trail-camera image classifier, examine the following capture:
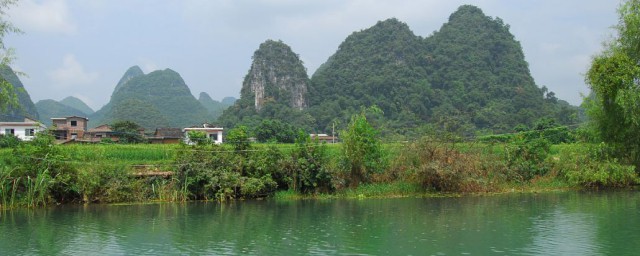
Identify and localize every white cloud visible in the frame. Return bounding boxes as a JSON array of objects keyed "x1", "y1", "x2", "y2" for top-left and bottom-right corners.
[
  {"x1": 49, "y1": 54, "x2": 99, "y2": 88},
  {"x1": 8, "y1": 0, "x2": 77, "y2": 35},
  {"x1": 137, "y1": 58, "x2": 159, "y2": 73}
]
